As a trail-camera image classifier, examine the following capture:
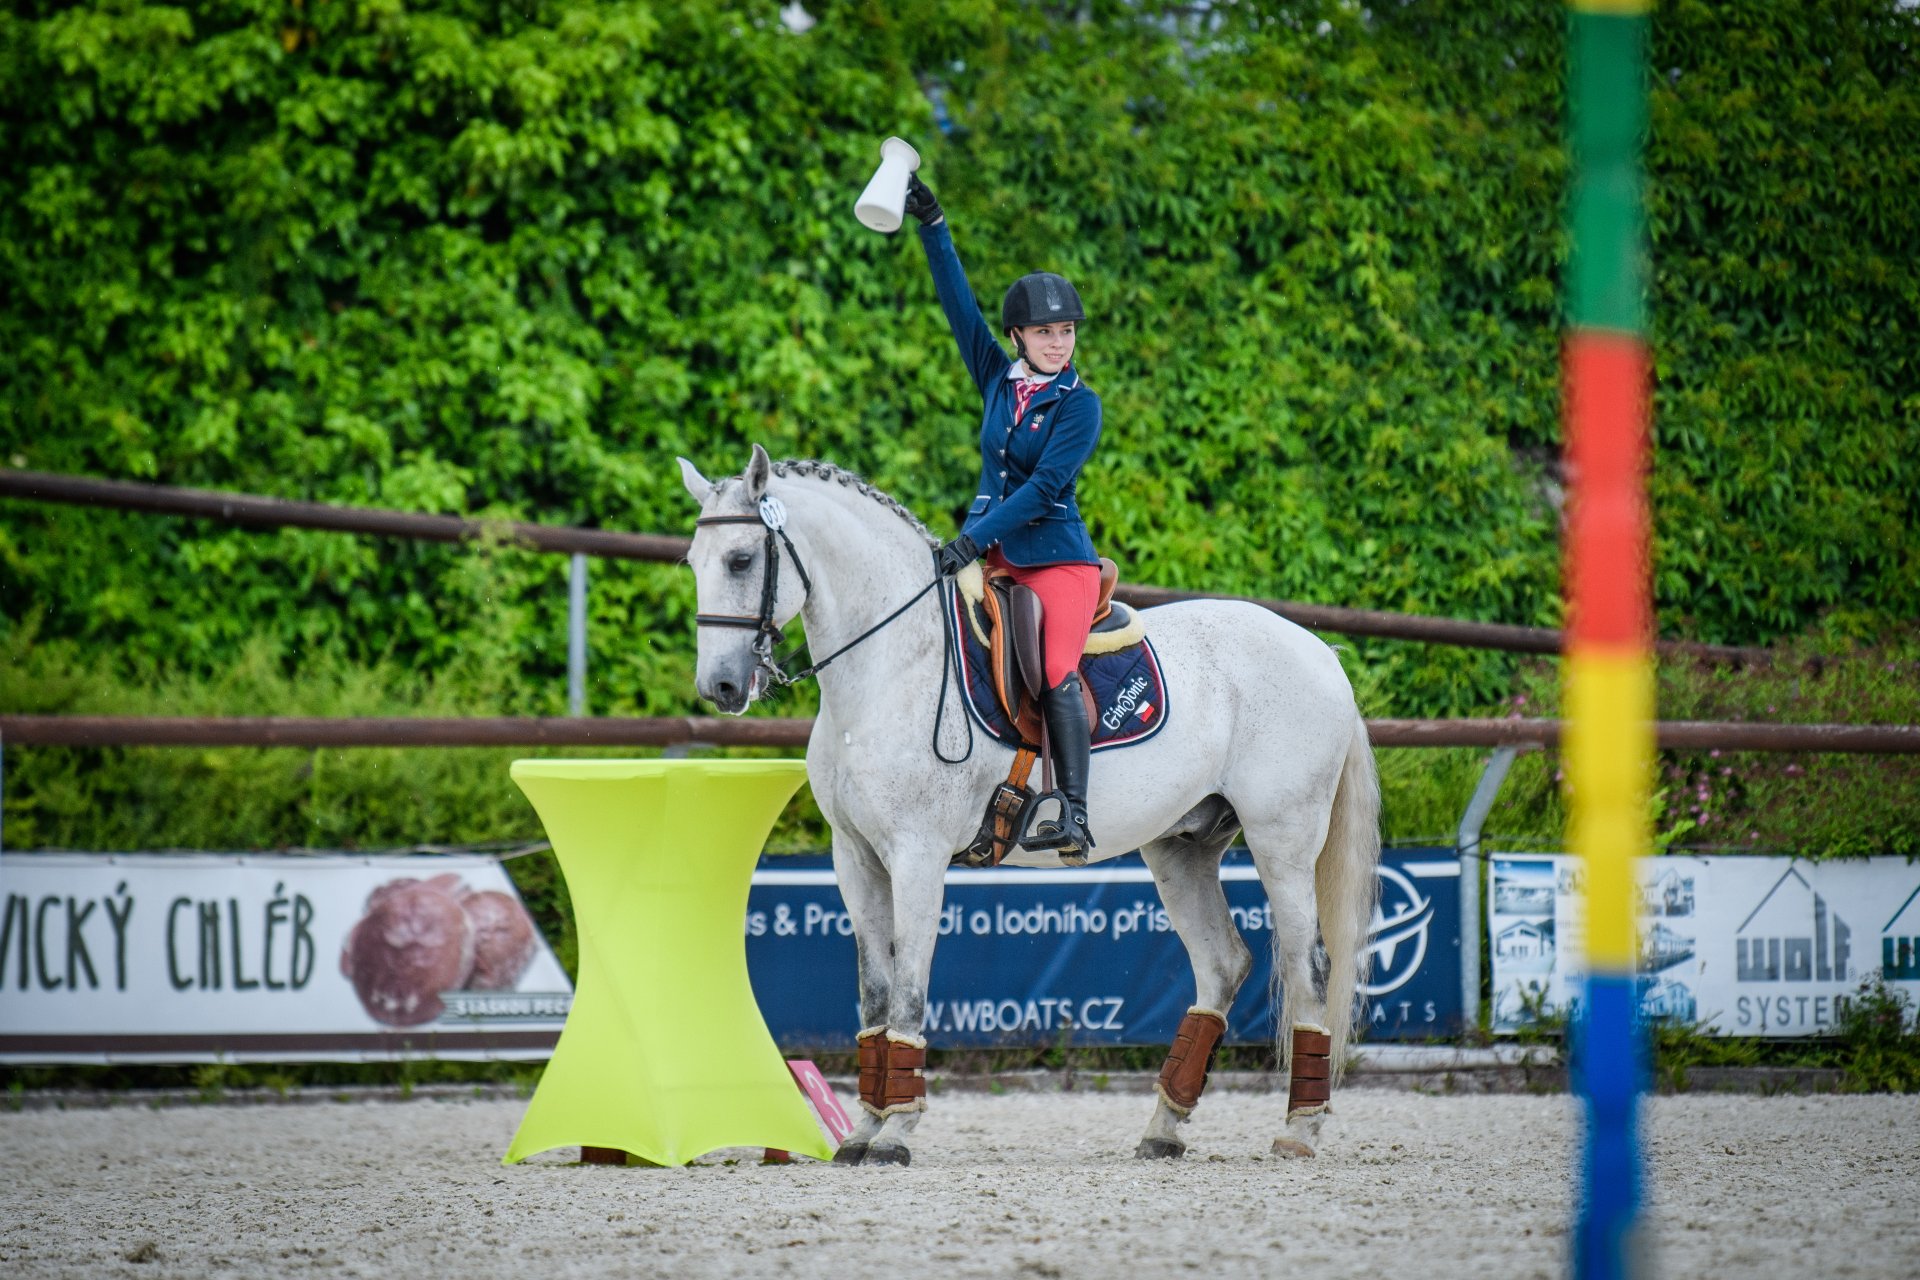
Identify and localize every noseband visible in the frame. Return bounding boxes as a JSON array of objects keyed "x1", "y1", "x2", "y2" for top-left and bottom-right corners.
[{"x1": 693, "y1": 496, "x2": 814, "y2": 688}]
